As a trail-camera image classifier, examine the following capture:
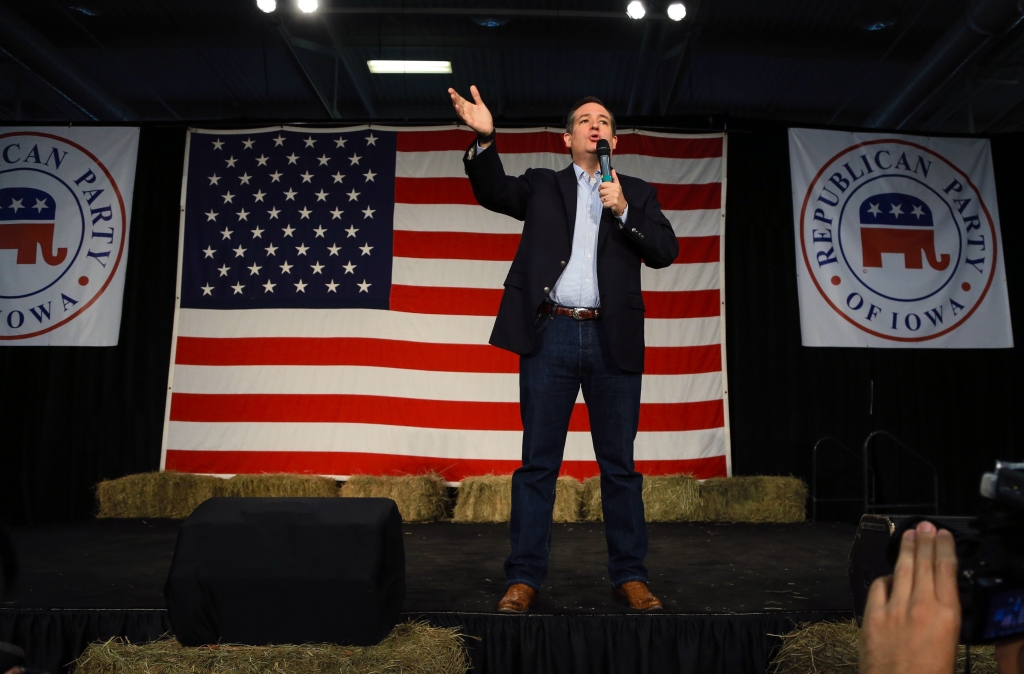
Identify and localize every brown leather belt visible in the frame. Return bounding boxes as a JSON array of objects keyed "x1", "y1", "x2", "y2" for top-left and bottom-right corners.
[{"x1": 538, "y1": 301, "x2": 601, "y2": 320}]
